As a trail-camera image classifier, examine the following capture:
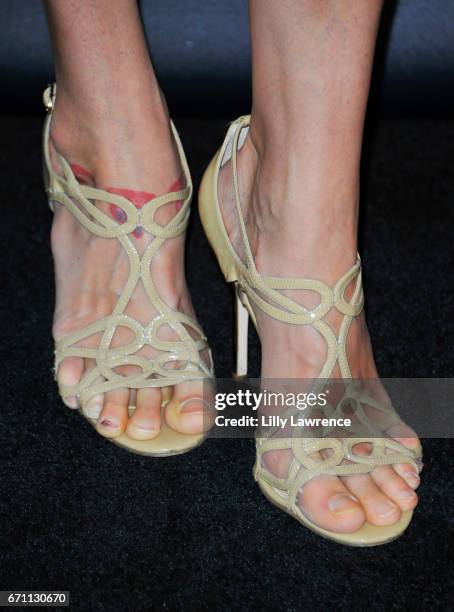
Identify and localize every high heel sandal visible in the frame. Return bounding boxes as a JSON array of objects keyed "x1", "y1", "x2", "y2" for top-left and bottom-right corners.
[
  {"x1": 43, "y1": 84, "x2": 213, "y2": 456},
  {"x1": 198, "y1": 115, "x2": 422, "y2": 545}
]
